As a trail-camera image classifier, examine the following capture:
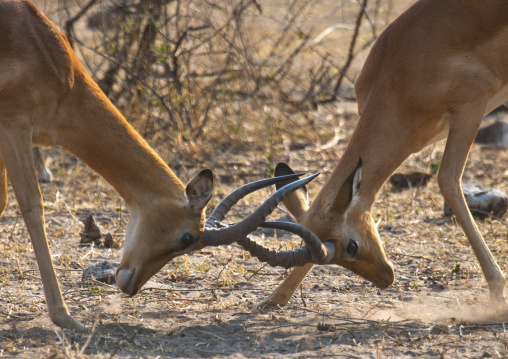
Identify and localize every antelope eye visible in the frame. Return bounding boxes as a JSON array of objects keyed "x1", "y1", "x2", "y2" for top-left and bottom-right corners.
[
  {"x1": 347, "y1": 239, "x2": 358, "y2": 257},
  {"x1": 180, "y1": 233, "x2": 193, "y2": 250}
]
